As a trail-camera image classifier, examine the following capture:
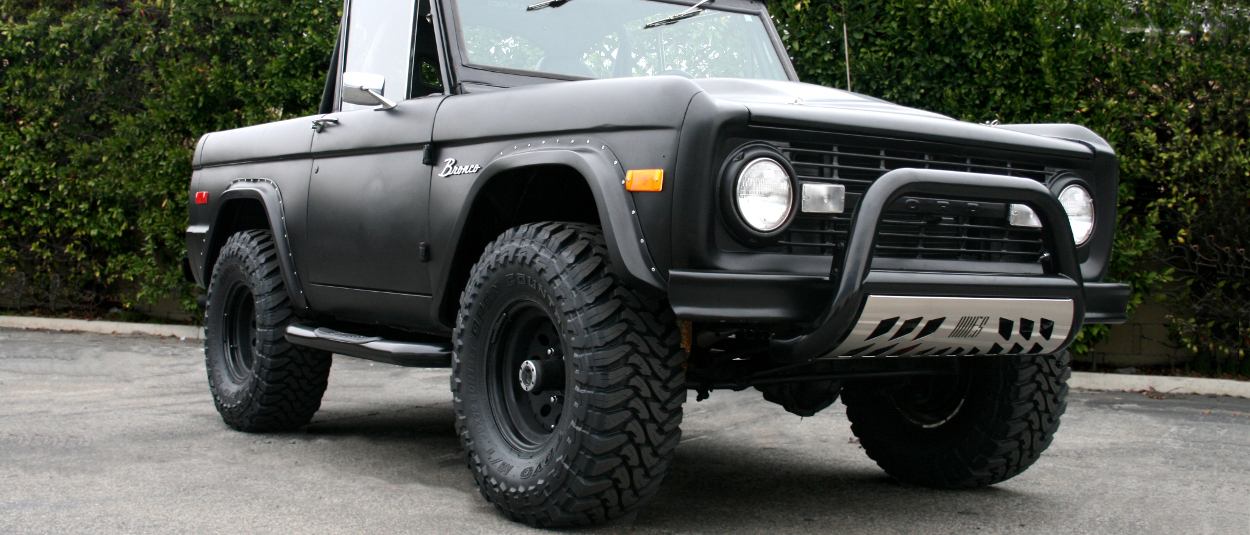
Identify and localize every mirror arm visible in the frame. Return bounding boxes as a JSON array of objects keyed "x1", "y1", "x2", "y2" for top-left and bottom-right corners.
[{"x1": 368, "y1": 88, "x2": 398, "y2": 110}]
